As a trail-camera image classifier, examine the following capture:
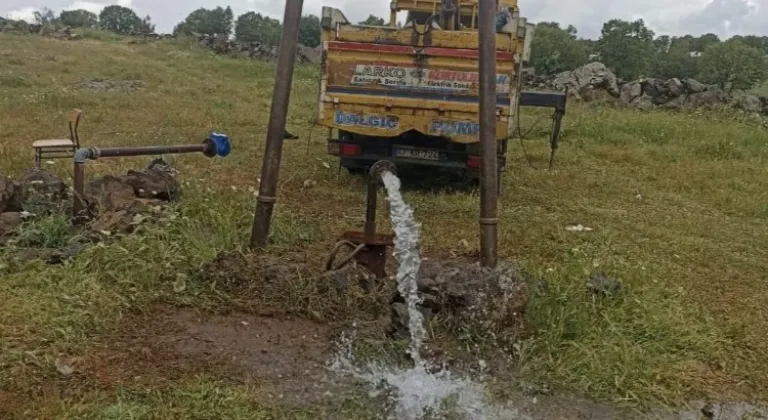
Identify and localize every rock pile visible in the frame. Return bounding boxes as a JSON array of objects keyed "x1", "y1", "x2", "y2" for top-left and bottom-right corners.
[
  {"x1": 619, "y1": 77, "x2": 728, "y2": 109},
  {"x1": 196, "y1": 34, "x2": 322, "y2": 65},
  {"x1": 1, "y1": 159, "x2": 181, "y2": 249},
  {"x1": 1, "y1": 168, "x2": 69, "y2": 239},
  {"x1": 0, "y1": 18, "x2": 81, "y2": 40},
  {"x1": 528, "y1": 62, "x2": 733, "y2": 111},
  {"x1": 388, "y1": 260, "x2": 530, "y2": 343},
  {"x1": 736, "y1": 94, "x2": 768, "y2": 115}
]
